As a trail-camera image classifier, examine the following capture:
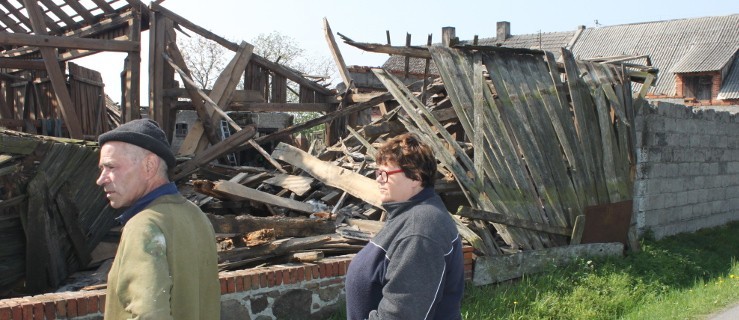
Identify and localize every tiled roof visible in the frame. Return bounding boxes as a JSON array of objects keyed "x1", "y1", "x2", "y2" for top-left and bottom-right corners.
[{"x1": 570, "y1": 14, "x2": 739, "y2": 96}]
